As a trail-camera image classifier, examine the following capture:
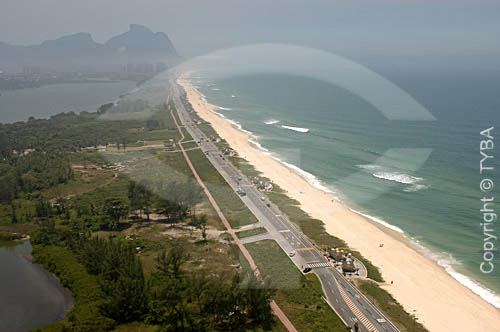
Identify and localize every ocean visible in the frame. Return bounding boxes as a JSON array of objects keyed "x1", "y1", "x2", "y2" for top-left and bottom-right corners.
[{"x1": 187, "y1": 70, "x2": 500, "y2": 308}]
